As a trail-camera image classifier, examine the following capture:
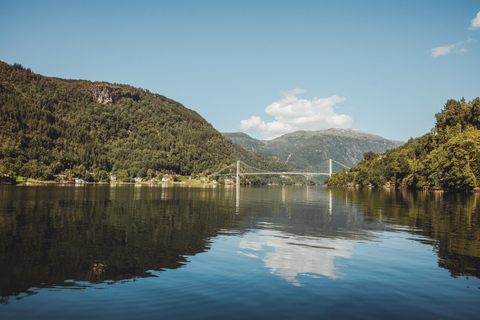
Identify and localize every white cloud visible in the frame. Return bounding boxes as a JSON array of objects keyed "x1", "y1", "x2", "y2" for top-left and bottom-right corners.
[
  {"x1": 430, "y1": 40, "x2": 471, "y2": 57},
  {"x1": 469, "y1": 11, "x2": 480, "y2": 30},
  {"x1": 240, "y1": 89, "x2": 353, "y2": 140},
  {"x1": 431, "y1": 44, "x2": 455, "y2": 57},
  {"x1": 430, "y1": 11, "x2": 480, "y2": 57}
]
